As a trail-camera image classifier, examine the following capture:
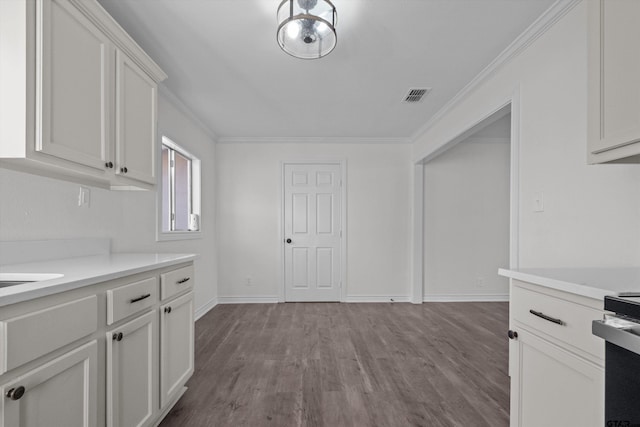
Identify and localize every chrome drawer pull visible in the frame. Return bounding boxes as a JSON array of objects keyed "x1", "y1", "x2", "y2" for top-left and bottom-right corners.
[
  {"x1": 176, "y1": 277, "x2": 190, "y2": 284},
  {"x1": 130, "y1": 293, "x2": 151, "y2": 304},
  {"x1": 529, "y1": 309, "x2": 565, "y2": 326}
]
